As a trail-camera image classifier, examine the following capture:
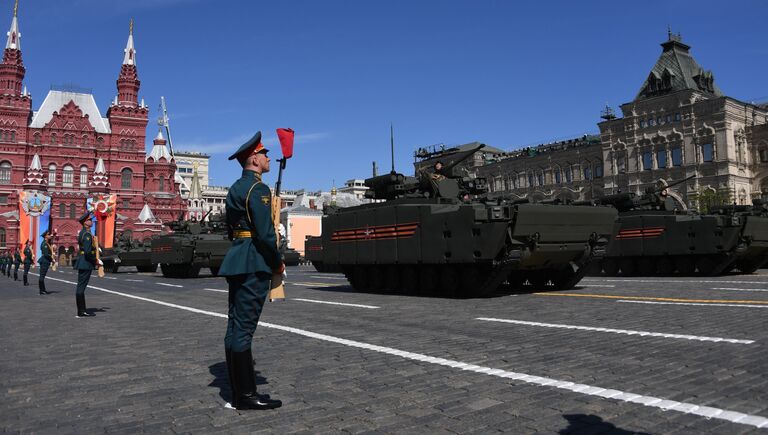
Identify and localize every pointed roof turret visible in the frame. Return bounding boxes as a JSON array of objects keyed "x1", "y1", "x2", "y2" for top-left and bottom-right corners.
[
  {"x1": 146, "y1": 128, "x2": 173, "y2": 162},
  {"x1": 89, "y1": 158, "x2": 110, "y2": 192},
  {"x1": 123, "y1": 18, "x2": 136, "y2": 66},
  {"x1": 22, "y1": 153, "x2": 46, "y2": 189},
  {"x1": 635, "y1": 31, "x2": 723, "y2": 101},
  {"x1": 6, "y1": 0, "x2": 20, "y2": 50},
  {"x1": 189, "y1": 163, "x2": 203, "y2": 199},
  {"x1": 137, "y1": 203, "x2": 157, "y2": 223}
]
